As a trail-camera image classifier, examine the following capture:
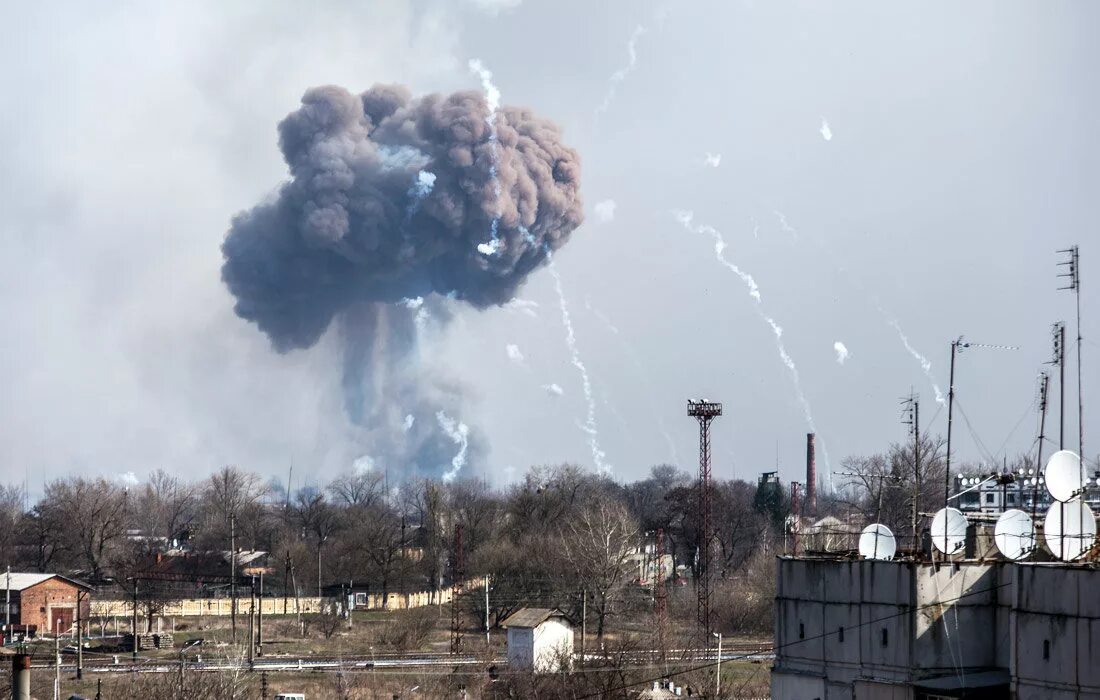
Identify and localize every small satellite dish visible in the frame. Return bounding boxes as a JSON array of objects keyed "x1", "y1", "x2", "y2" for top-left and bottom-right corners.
[
  {"x1": 994, "y1": 509, "x2": 1036, "y2": 560},
  {"x1": 1044, "y1": 501, "x2": 1097, "y2": 561},
  {"x1": 1045, "y1": 450, "x2": 1085, "y2": 502},
  {"x1": 931, "y1": 507, "x2": 968, "y2": 555},
  {"x1": 858, "y1": 524, "x2": 896, "y2": 560}
]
